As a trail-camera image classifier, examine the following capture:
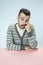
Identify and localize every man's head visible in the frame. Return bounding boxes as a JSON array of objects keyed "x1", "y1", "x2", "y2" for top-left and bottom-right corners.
[{"x1": 18, "y1": 8, "x2": 31, "y2": 29}]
